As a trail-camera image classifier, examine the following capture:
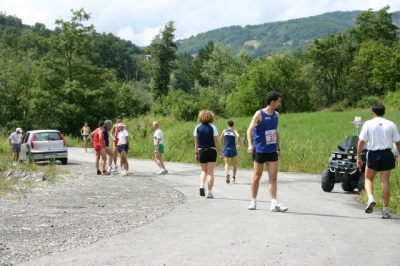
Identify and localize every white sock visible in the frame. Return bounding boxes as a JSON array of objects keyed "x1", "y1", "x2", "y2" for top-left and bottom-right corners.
[
  {"x1": 252, "y1": 198, "x2": 257, "y2": 203},
  {"x1": 200, "y1": 184, "x2": 204, "y2": 188},
  {"x1": 271, "y1": 198, "x2": 278, "y2": 205},
  {"x1": 208, "y1": 190, "x2": 212, "y2": 193},
  {"x1": 368, "y1": 195, "x2": 374, "y2": 201},
  {"x1": 383, "y1": 207, "x2": 389, "y2": 212}
]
